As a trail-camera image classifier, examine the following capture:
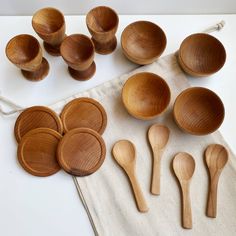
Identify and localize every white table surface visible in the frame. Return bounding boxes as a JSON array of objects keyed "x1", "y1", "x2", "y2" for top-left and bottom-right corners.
[{"x1": 0, "y1": 15, "x2": 235, "y2": 236}]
